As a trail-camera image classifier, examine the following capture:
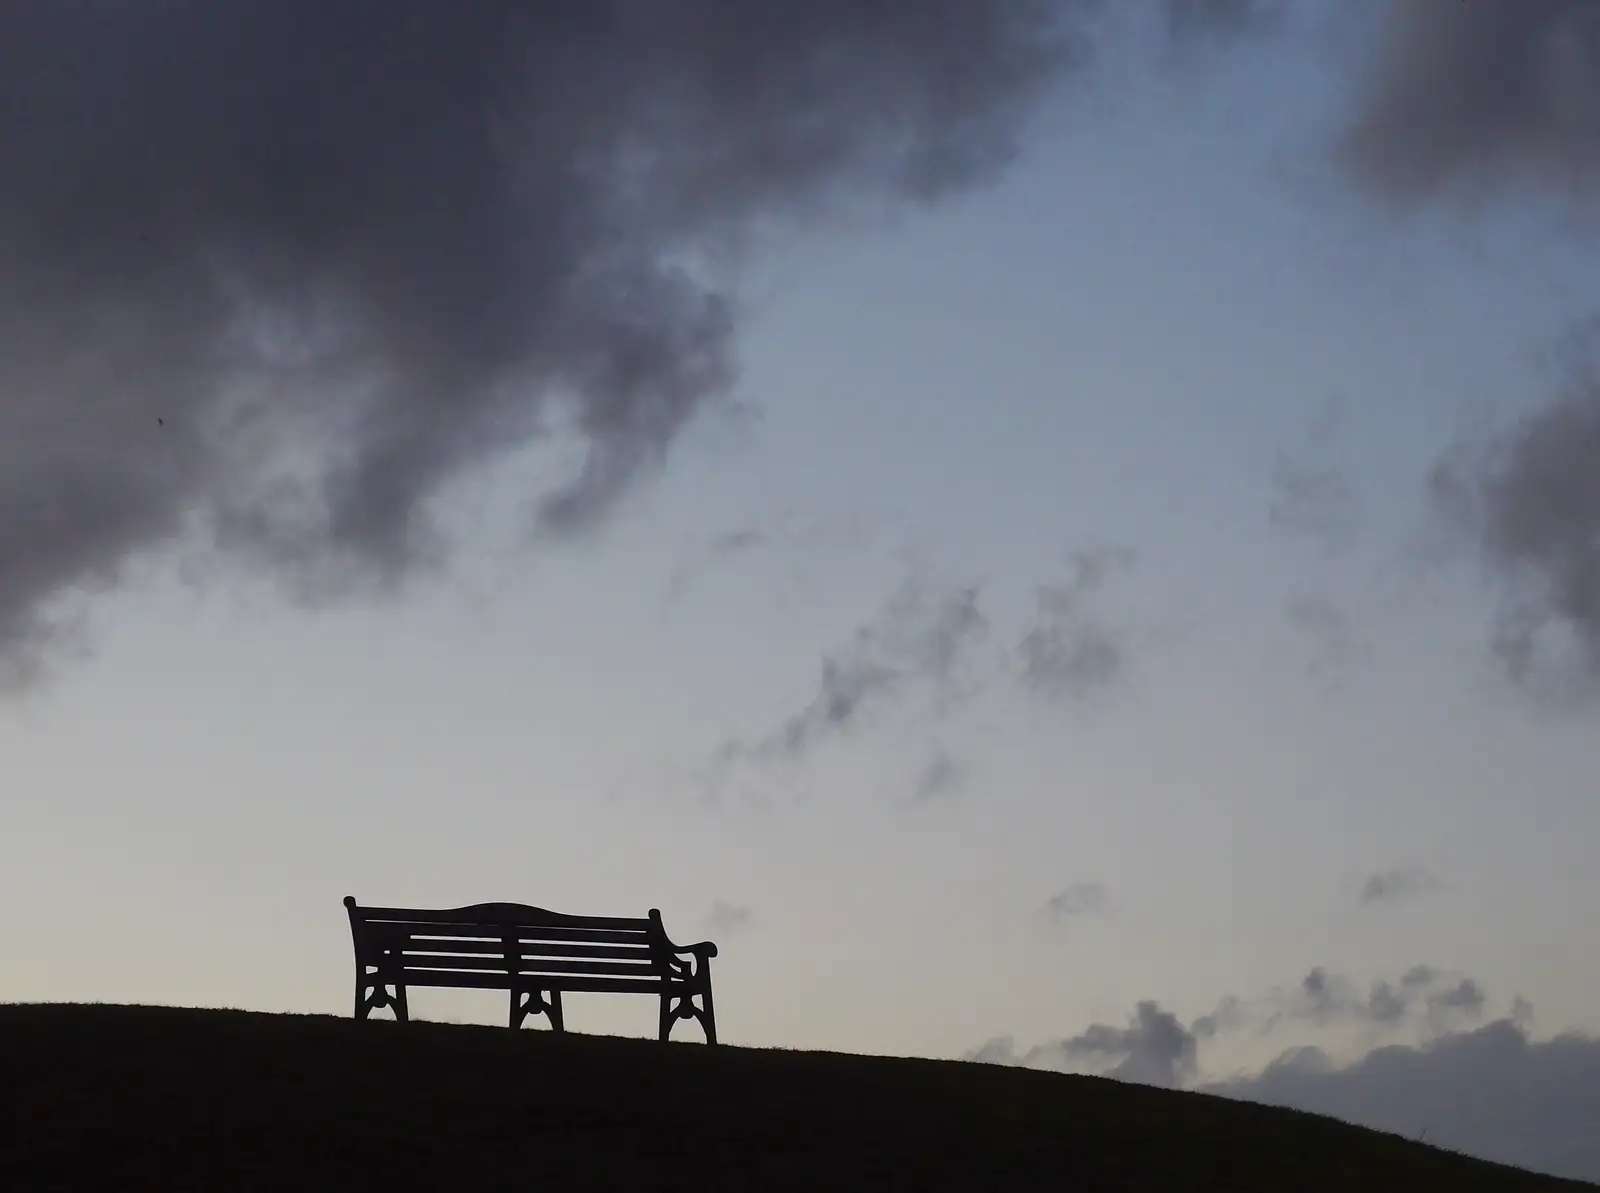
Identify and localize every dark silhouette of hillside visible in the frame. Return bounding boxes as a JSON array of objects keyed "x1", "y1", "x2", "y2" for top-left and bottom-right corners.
[{"x1": 1, "y1": 1003, "x2": 1588, "y2": 1191}]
